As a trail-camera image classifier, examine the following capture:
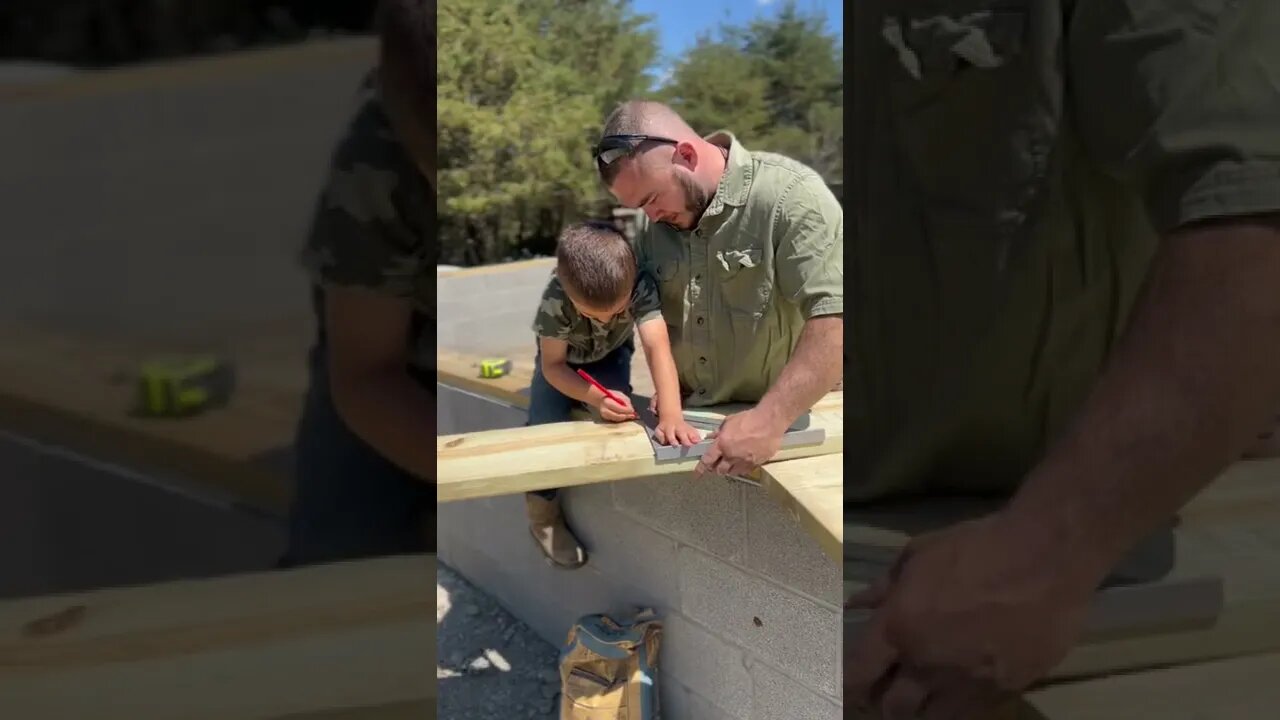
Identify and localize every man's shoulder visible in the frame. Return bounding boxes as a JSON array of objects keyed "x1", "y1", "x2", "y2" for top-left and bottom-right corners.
[{"x1": 748, "y1": 151, "x2": 839, "y2": 213}]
